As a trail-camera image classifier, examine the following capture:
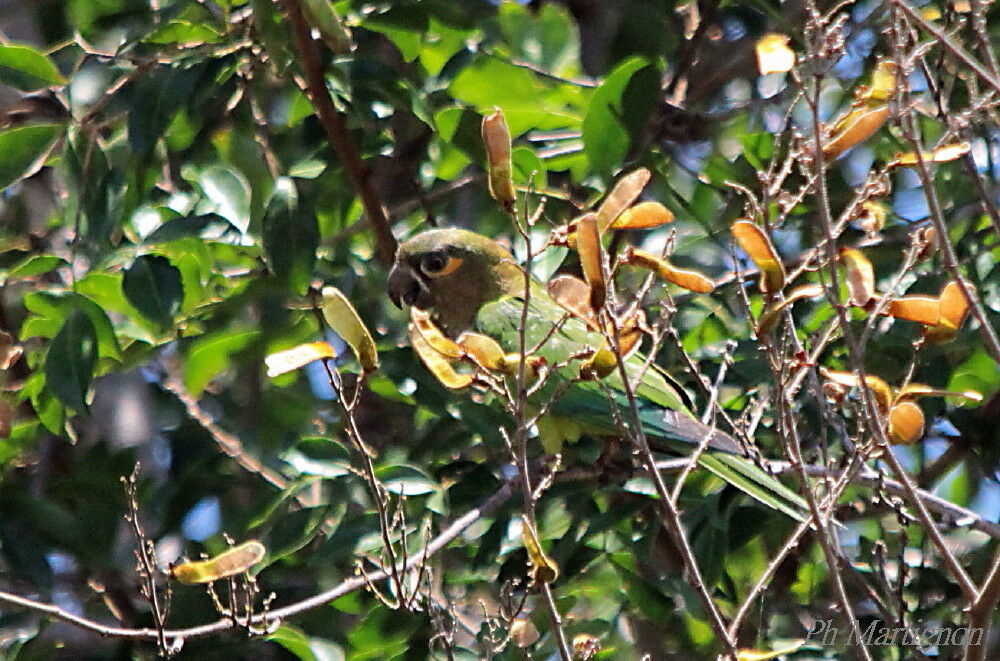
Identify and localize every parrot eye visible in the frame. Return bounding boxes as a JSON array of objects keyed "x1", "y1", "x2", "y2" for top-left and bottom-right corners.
[{"x1": 419, "y1": 251, "x2": 462, "y2": 277}]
